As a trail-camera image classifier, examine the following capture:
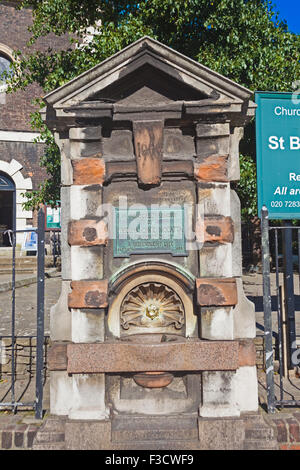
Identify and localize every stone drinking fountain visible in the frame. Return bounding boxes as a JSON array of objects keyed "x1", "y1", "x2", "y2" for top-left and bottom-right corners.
[{"x1": 45, "y1": 37, "x2": 258, "y2": 449}]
